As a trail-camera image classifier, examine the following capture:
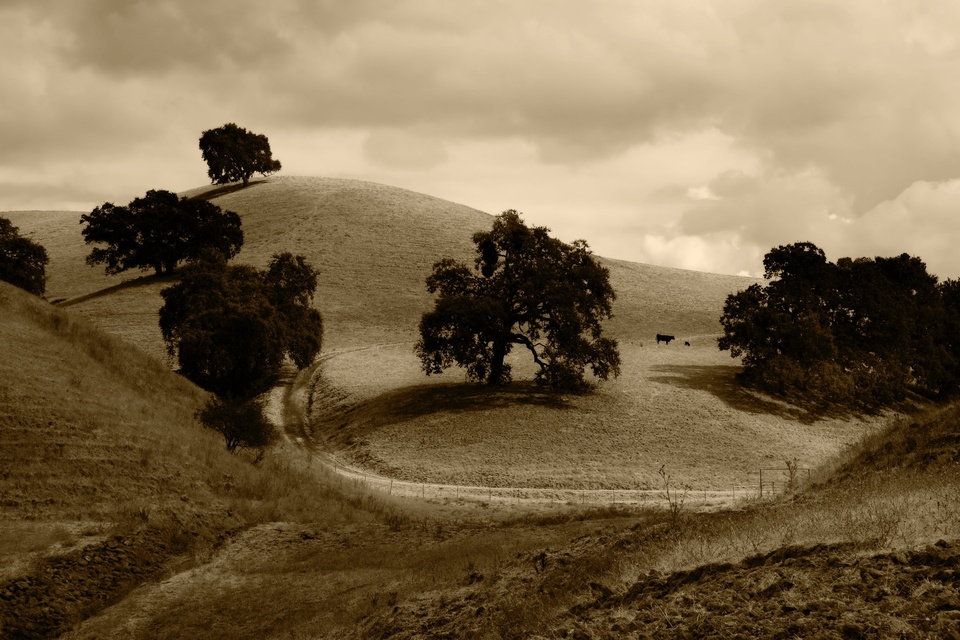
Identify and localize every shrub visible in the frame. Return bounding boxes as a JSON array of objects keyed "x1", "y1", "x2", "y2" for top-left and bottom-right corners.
[{"x1": 196, "y1": 397, "x2": 277, "y2": 454}]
